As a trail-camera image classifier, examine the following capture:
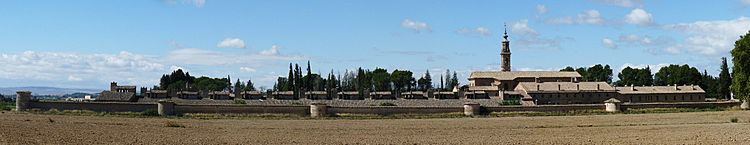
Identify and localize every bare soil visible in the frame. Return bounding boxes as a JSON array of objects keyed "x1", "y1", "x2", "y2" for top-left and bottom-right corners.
[{"x1": 1, "y1": 111, "x2": 750, "y2": 144}]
